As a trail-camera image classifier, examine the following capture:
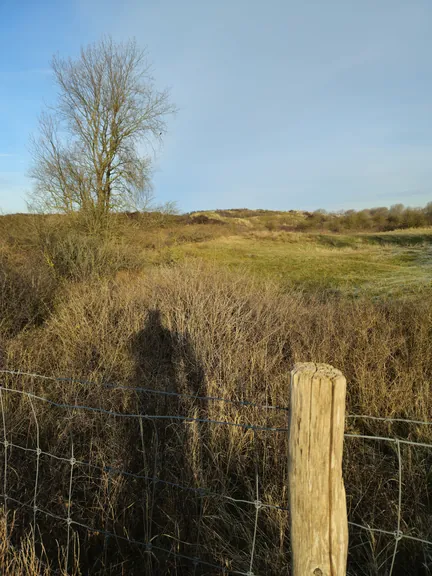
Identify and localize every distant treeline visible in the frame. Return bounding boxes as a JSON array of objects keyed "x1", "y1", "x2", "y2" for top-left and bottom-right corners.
[
  {"x1": 2, "y1": 202, "x2": 431, "y2": 234},
  {"x1": 184, "y1": 203, "x2": 432, "y2": 233},
  {"x1": 298, "y1": 203, "x2": 432, "y2": 232}
]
